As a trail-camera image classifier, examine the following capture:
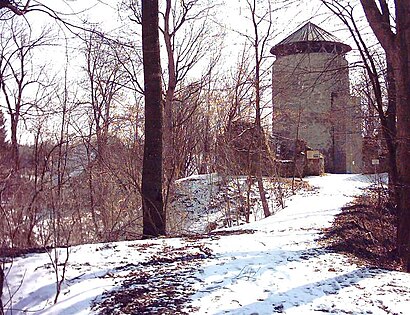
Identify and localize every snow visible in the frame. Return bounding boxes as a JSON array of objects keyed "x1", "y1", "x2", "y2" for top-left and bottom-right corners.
[
  {"x1": 2, "y1": 174, "x2": 410, "y2": 314},
  {"x1": 172, "y1": 173, "x2": 297, "y2": 234}
]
